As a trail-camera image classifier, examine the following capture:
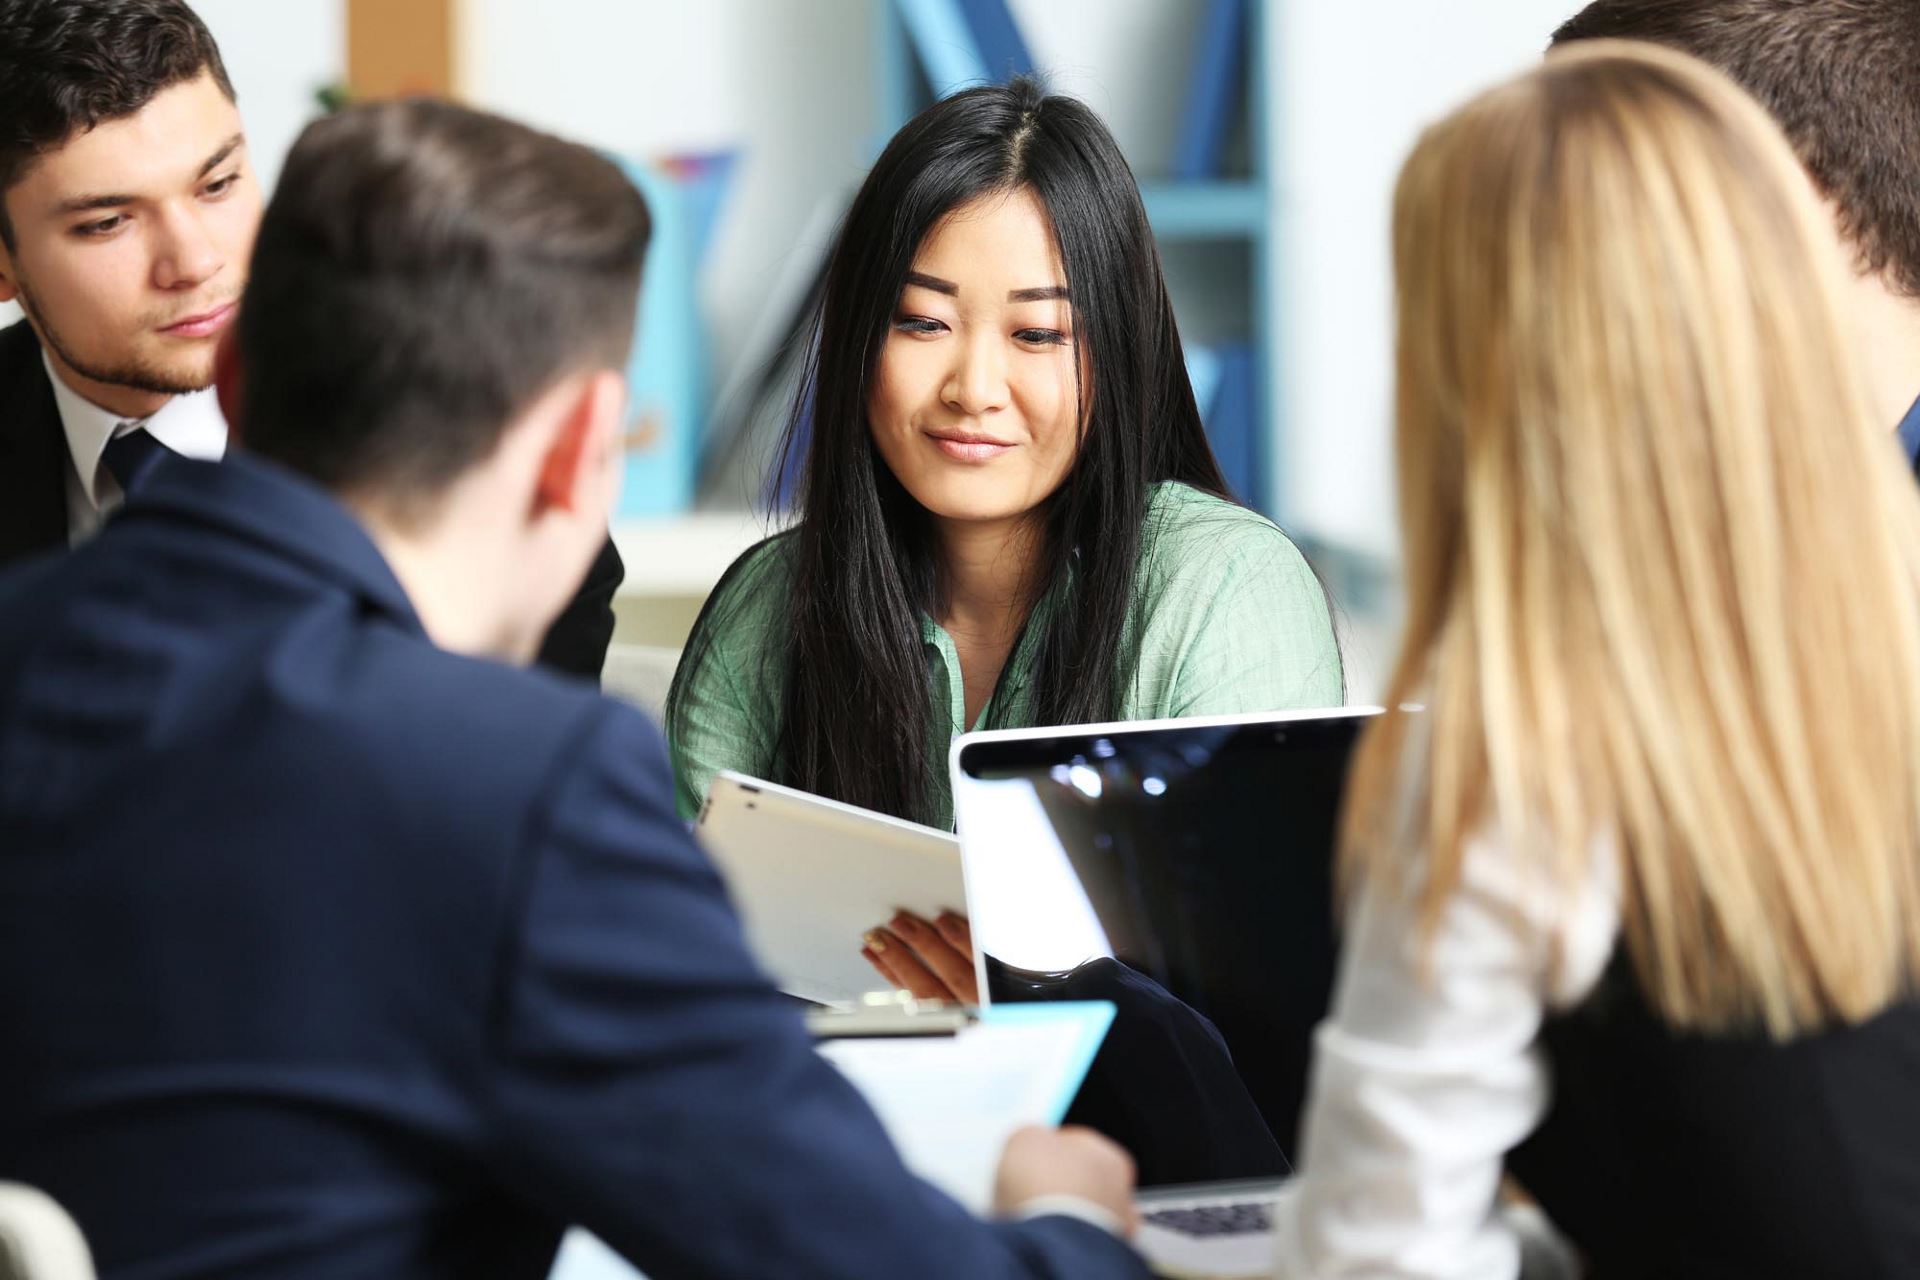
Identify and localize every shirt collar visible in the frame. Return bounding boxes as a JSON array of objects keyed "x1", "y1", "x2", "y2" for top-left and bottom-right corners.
[
  {"x1": 43, "y1": 350, "x2": 229, "y2": 512},
  {"x1": 915, "y1": 560, "x2": 1076, "y2": 714},
  {"x1": 1898, "y1": 392, "x2": 1920, "y2": 468}
]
